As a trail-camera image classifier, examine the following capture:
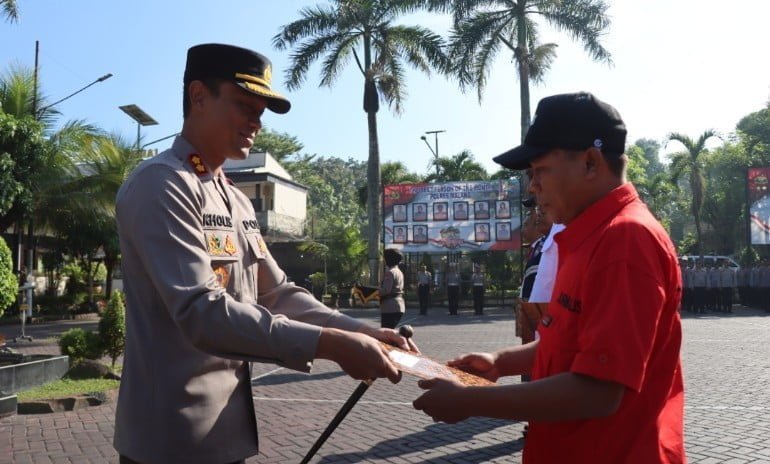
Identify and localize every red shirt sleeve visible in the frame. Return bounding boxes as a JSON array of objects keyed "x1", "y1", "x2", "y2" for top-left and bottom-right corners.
[{"x1": 571, "y1": 257, "x2": 667, "y2": 392}]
